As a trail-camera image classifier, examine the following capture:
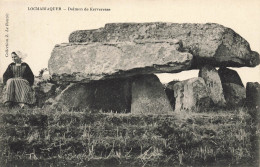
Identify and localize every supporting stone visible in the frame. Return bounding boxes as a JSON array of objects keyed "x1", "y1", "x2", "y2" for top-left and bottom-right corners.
[
  {"x1": 54, "y1": 78, "x2": 132, "y2": 112},
  {"x1": 218, "y1": 67, "x2": 244, "y2": 87},
  {"x1": 222, "y1": 83, "x2": 246, "y2": 107},
  {"x1": 246, "y1": 82, "x2": 260, "y2": 109},
  {"x1": 131, "y1": 74, "x2": 173, "y2": 114},
  {"x1": 173, "y1": 77, "x2": 211, "y2": 111},
  {"x1": 199, "y1": 65, "x2": 226, "y2": 107},
  {"x1": 165, "y1": 80, "x2": 179, "y2": 110}
]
